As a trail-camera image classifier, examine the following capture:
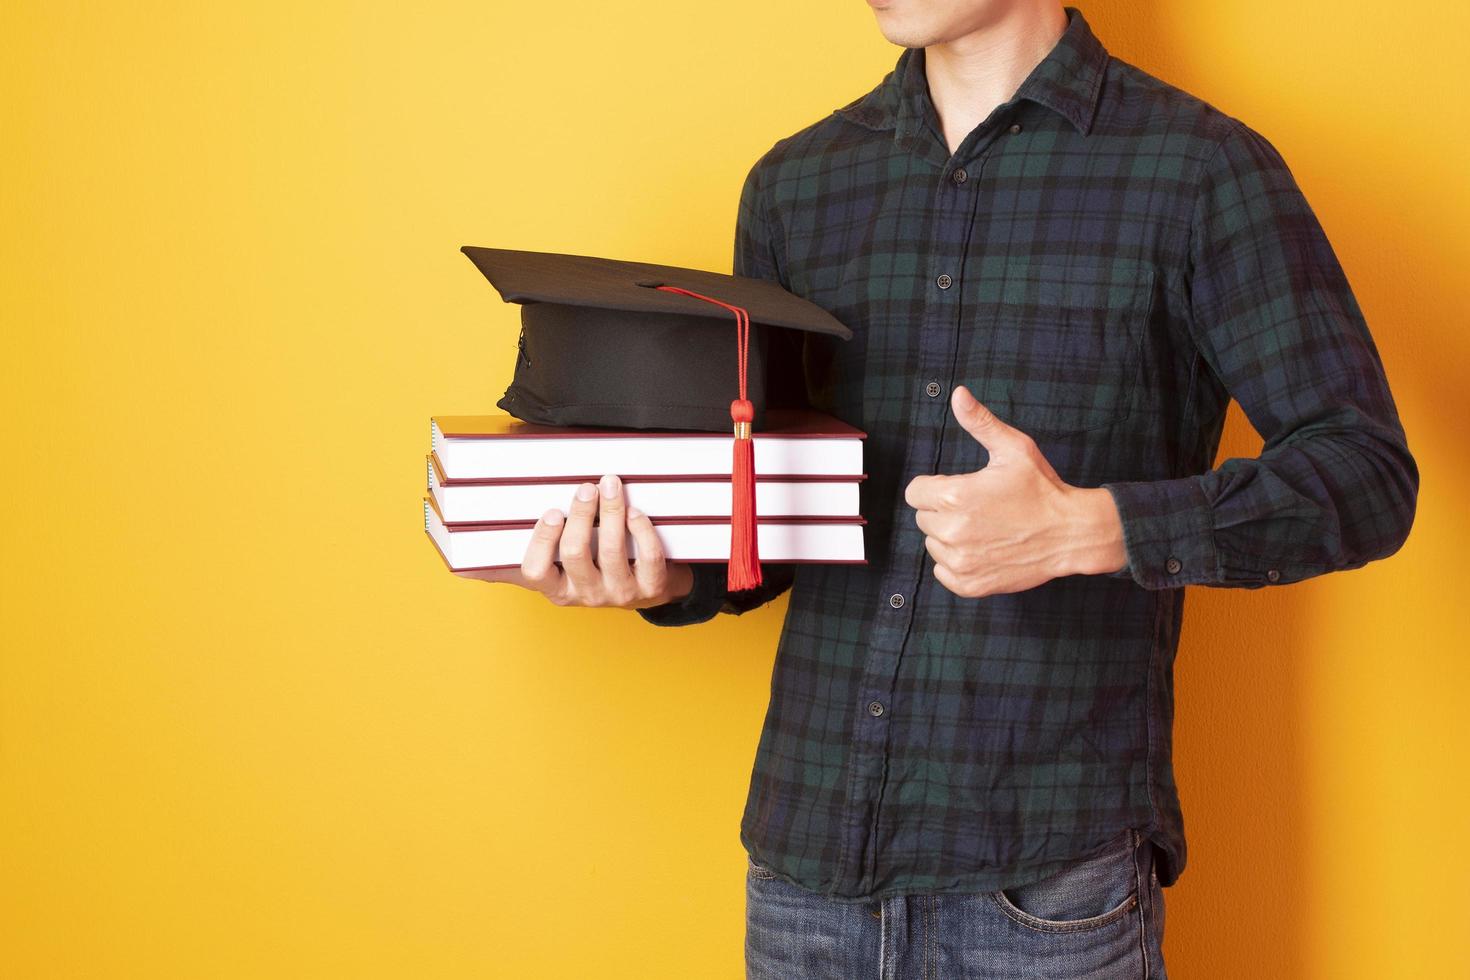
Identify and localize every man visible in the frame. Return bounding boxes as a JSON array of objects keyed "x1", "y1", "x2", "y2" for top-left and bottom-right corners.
[{"x1": 459, "y1": 2, "x2": 1418, "y2": 976}]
